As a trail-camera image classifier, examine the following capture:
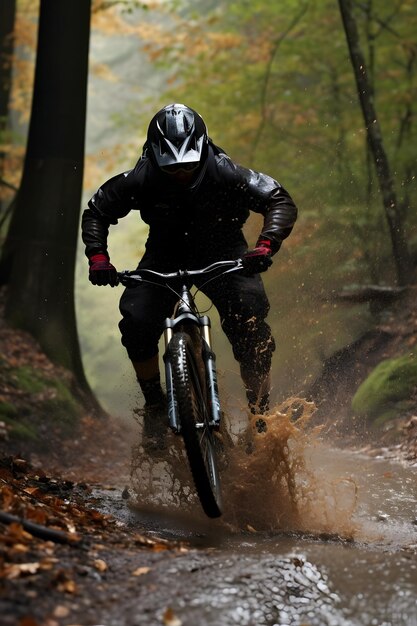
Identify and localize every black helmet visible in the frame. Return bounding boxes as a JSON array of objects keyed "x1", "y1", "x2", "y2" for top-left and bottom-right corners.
[{"x1": 146, "y1": 103, "x2": 208, "y2": 173}]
